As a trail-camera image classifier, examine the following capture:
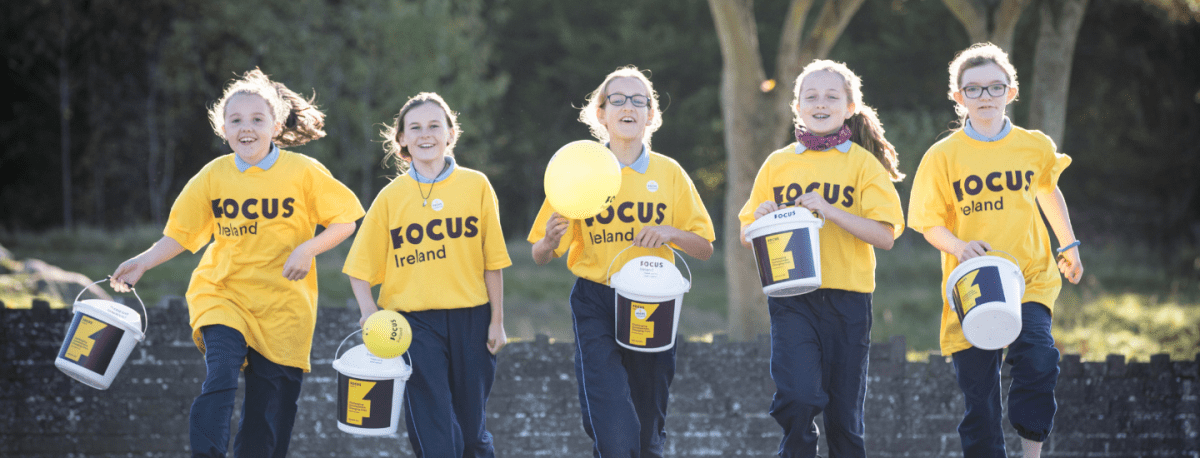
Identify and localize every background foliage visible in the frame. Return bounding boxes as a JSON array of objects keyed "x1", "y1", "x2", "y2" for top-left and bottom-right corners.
[{"x1": 2, "y1": 0, "x2": 1198, "y2": 355}]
